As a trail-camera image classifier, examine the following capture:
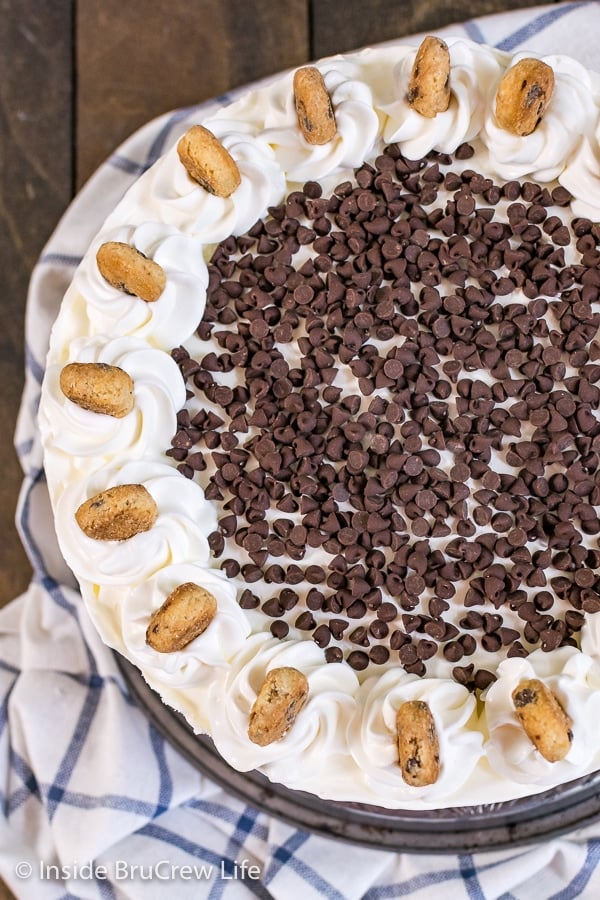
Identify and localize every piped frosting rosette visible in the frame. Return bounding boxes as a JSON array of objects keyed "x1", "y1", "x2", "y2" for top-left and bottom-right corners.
[
  {"x1": 347, "y1": 668, "x2": 482, "y2": 802},
  {"x1": 482, "y1": 53, "x2": 599, "y2": 181},
  {"x1": 559, "y1": 112, "x2": 600, "y2": 219},
  {"x1": 93, "y1": 563, "x2": 250, "y2": 688},
  {"x1": 72, "y1": 221, "x2": 208, "y2": 348},
  {"x1": 40, "y1": 335, "x2": 185, "y2": 483},
  {"x1": 145, "y1": 121, "x2": 286, "y2": 241},
  {"x1": 381, "y1": 39, "x2": 504, "y2": 158},
  {"x1": 54, "y1": 460, "x2": 216, "y2": 586},
  {"x1": 484, "y1": 647, "x2": 600, "y2": 785},
  {"x1": 257, "y1": 62, "x2": 381, "y2": 184},
  {"x1": 207, "y1": 634, "x2": 361, "y2": 788}
]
